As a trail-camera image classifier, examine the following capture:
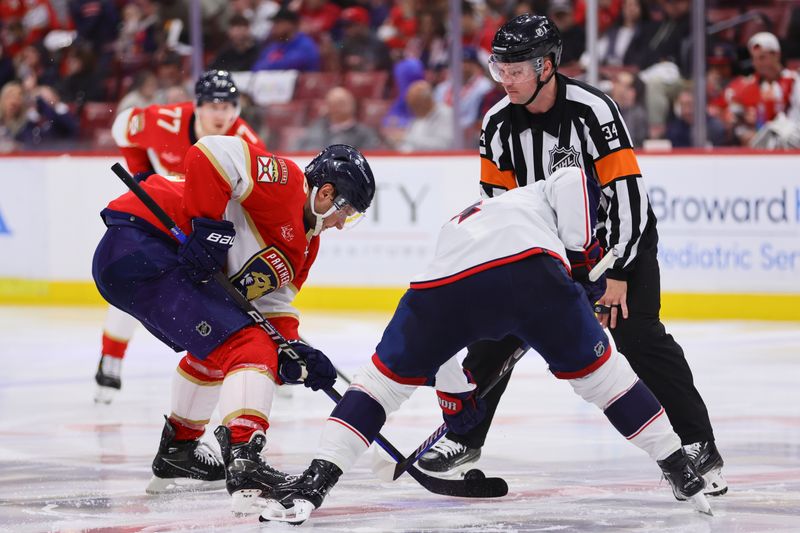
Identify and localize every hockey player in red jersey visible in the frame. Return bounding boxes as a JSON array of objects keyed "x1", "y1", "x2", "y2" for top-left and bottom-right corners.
[
  {"x1": 92, "y1": 138, "x2": 375, "y2": 513},
  {"x1": 94, "y1": 70, "x2": 266, "y2": 403},
  {"x1": 260, "y1": 167, "x2": 709, "y2": 525}
]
